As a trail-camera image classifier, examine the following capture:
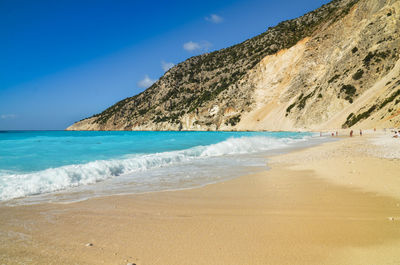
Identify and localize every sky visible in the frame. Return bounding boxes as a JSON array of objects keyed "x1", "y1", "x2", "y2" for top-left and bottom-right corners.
[{"x1": 0, "y1": 0, "x2": 331, "y2": 130}]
